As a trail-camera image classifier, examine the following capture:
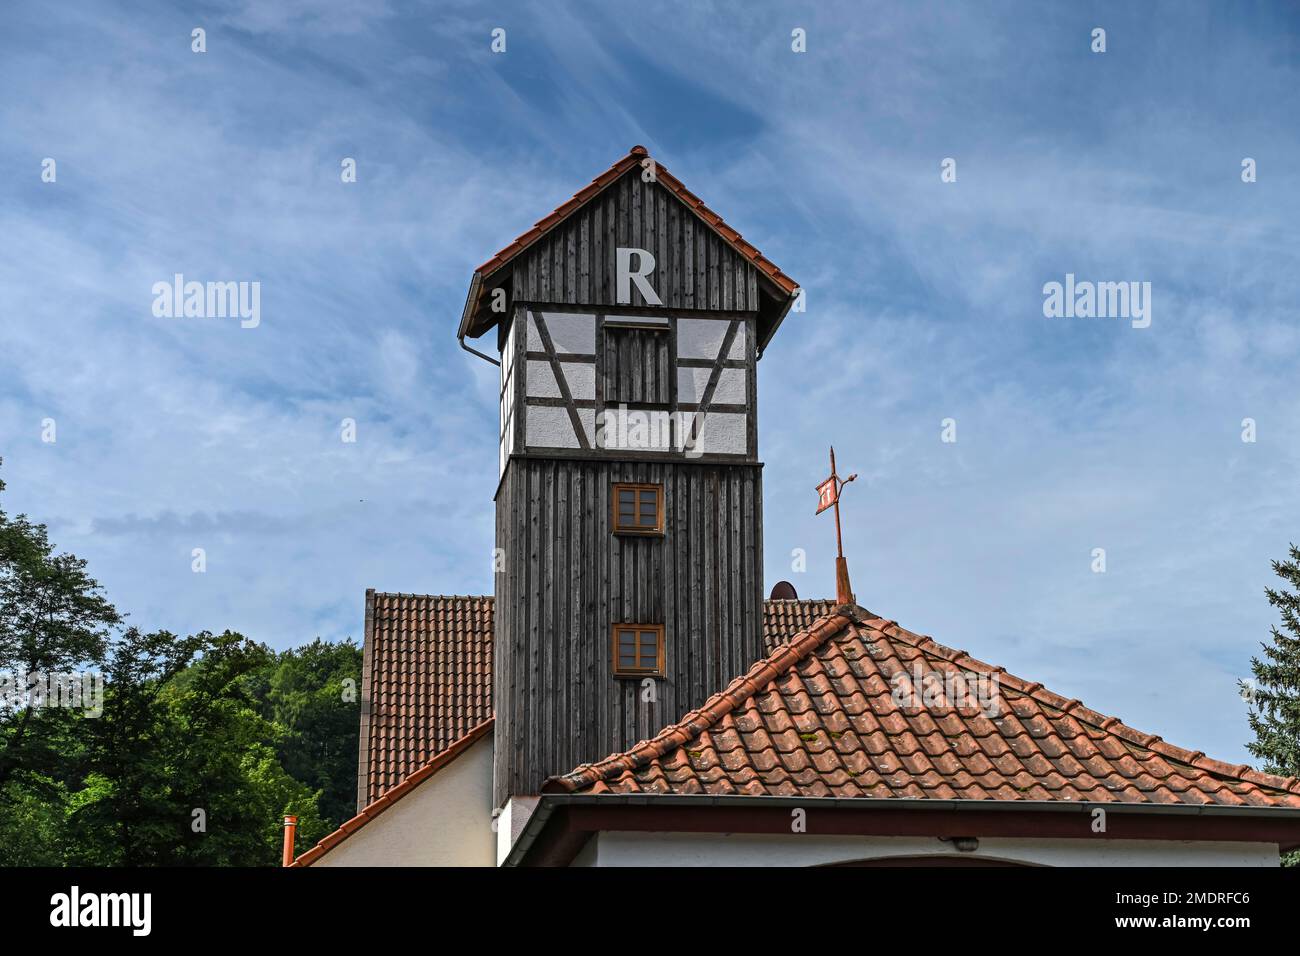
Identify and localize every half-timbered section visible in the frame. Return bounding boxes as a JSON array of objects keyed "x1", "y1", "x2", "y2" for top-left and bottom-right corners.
[
  {"x1": 499, "y1": 305, "x2": 757, "y2": 467},
  {"x1": 460, "y1": 146, "x2": 799, "y2": 805}
]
